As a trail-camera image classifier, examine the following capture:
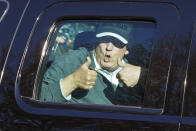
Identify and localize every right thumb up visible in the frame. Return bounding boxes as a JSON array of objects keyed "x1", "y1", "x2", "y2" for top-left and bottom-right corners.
[{"x1": 84, "y1": 56, "x2": 91, "y2": 67}]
